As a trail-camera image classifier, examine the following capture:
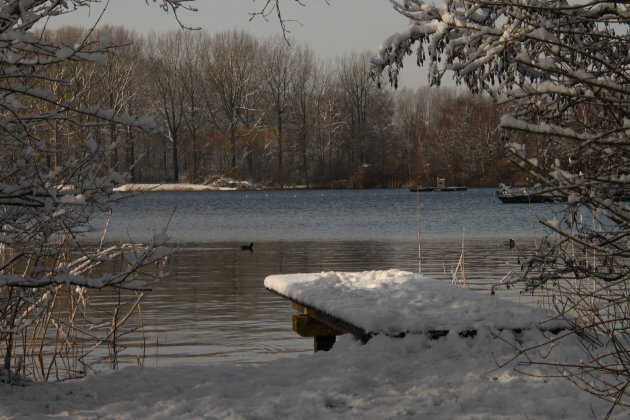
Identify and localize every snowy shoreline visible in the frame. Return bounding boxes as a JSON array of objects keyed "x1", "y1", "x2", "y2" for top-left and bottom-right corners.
[
  {"x1": 114, "y1": 183, "x2": 248, "y2": 192},
  {"x1": 112, "y1": 183, "x2": 364, "y2": 192},
  {"x1": 112, "y1": 183, "x2": 314, "y2": 192},
  {"x1": 1, "y1": 270, "x2": 626, "y2": 419},
  {"x1": 3, "y1": 331, "x2": 619, "y2": 419},
  {"x1": 113, "y1": 177, "x2": 263, "y2": 192},
  {"x1": 112, "y1": 183, "x2": 499, "y2": 192}
]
